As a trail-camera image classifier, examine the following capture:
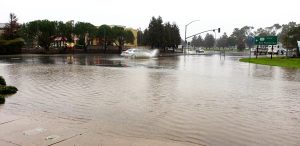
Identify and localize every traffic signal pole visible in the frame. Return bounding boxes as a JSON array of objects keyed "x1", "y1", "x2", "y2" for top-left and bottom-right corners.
[{"x1": 185, "y1": 28, "x2": 221, "y2": 40}]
